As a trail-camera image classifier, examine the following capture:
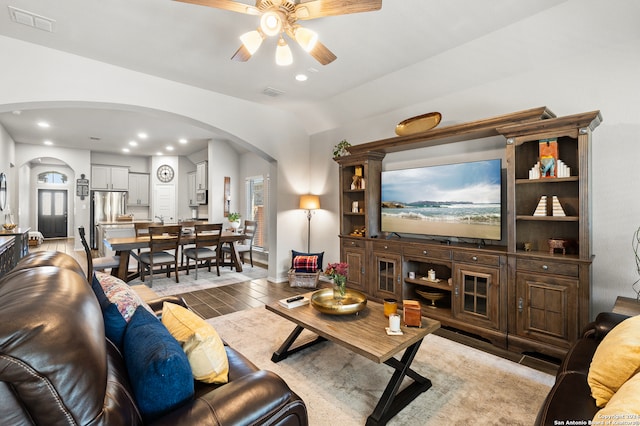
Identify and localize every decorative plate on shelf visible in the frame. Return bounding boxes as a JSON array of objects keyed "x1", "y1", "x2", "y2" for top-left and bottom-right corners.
[{"x1": 395, "y1": 112, "x2": 442, "y2": 136}]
